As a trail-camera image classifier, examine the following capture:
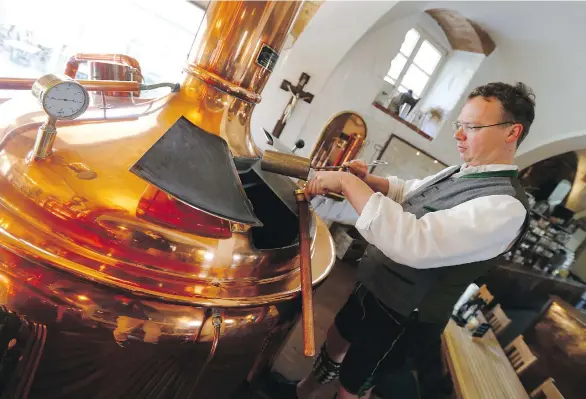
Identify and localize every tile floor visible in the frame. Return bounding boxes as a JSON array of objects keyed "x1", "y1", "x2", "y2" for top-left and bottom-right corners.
[
  {"x1": 252, "y1": 260, "x2": 424, "y2": 399},
  {"x1": 267, "y1": 260, "x2": 357, "y2": 398}
]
